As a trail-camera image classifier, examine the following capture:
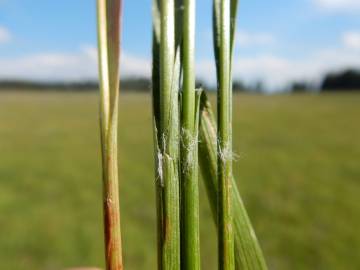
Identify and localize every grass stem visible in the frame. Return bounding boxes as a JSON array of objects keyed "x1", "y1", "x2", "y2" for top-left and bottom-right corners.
[
  {"x1": 157, "y1": 0, "x2": 181, "y2": 269},
  {"x1": 180, "y1": 0, "x2": 200, "y2": 269},
  {"x1": 96, "y1": 0, "x2": 123, "y2": 269},
  {"x1": 198, "y1": 93, "x2": 268, "y2": 270},
  {"x1": 215, "y1": 0, "x2": 235, "y2": 269}
]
